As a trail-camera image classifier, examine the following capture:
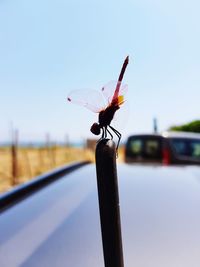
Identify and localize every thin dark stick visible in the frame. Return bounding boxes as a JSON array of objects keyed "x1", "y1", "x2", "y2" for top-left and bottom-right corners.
[{"x1": 95, "y1": 139, "x2": 124, "y2": 267}]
